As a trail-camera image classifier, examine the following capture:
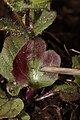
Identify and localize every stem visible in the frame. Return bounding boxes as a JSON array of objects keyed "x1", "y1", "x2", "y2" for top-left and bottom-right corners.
[
  {"x1": 4, "y1": 0, "x2": 25, "y2": 28},
  {"x1": 25, "y1": 9, "x2": 30, "y2": 28},
  {"x1": 40, "y1": 66, "x2": 80, "y2": 76},
  {"x1": 35, "y1": 92, "x2": 55, "y2": 101}
]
